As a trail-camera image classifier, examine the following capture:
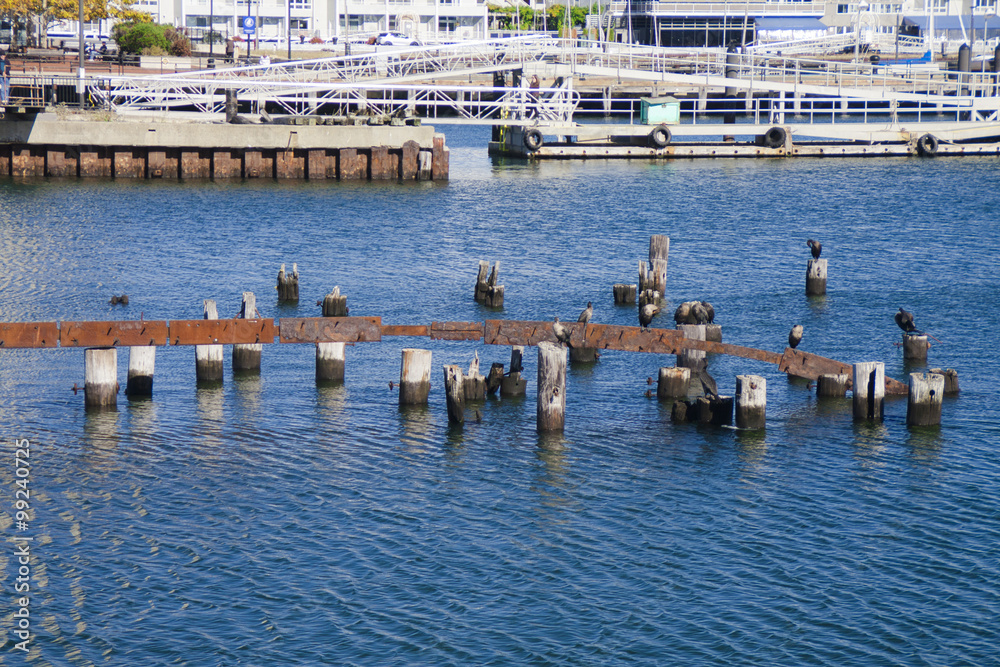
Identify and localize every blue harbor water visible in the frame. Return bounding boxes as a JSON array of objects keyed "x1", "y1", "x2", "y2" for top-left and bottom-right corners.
[{"x1": 1, "y1": 125, "x2": 999, "y2": 665}]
